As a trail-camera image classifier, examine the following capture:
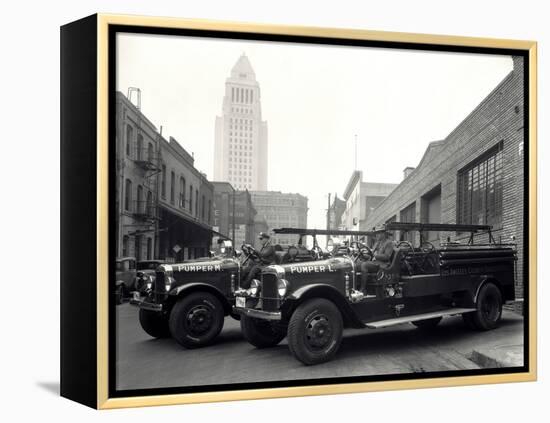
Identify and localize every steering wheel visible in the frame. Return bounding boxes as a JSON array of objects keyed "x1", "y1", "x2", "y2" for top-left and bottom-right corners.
[
  {"x1": 359, "y1": 246, "x2": 373, "y2": 260},
  {"x1": 397, "y1": 240, "x2": 414, "y2": 250},
  {"x1": 240, "y1": 244, "x2": 260, "y2": 265},
  {"x1": 420, "y1": 241, "x2": 436, "y2": 252},
  {"x1": 287, "y1": 245, "x2": 299, "y2": 262}
]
